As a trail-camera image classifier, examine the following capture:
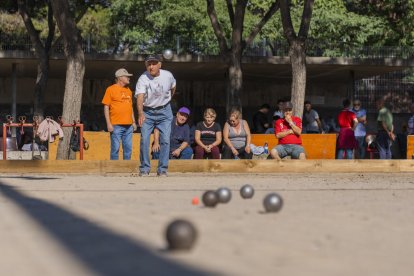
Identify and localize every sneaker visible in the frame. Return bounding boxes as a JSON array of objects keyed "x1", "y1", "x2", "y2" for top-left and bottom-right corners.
[
  {"x1": 139, "y1": 171, "x2": 150, "y2": 177},
  {"x1": 157, "y1": 171, "x2": 168, "y2": 177}
]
